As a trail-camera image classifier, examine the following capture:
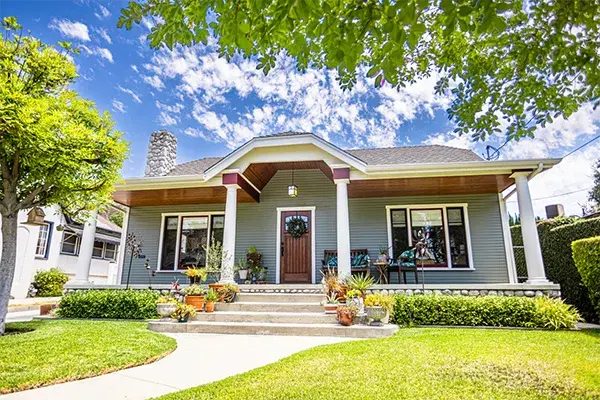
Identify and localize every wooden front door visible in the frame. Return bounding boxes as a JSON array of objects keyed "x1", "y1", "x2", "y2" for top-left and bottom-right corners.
[{"x1": 280, "y1": 210, "x2": 312, "y2": 283}]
